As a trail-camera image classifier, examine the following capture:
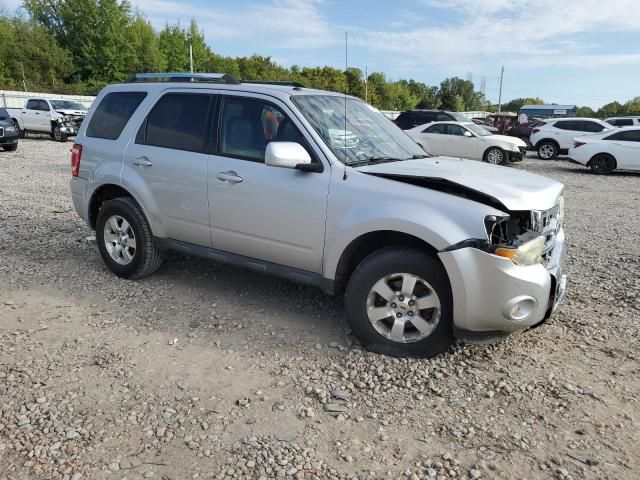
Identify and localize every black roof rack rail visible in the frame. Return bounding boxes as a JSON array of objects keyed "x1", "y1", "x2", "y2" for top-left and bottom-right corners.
[
  {"x1": 126, "y1": 73, "x2": 241, "y2": 85},
  {"x1": 242, "y1": 80, "x2": 305, "y2": 88}
]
